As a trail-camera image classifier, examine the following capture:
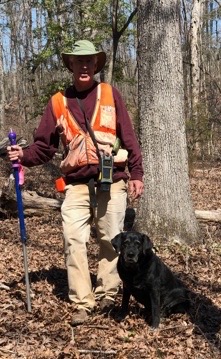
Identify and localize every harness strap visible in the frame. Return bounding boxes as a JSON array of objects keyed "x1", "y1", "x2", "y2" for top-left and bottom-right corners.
[
  {"x1": 76, "y1": 97, "x2": 101, "y2": 159},
  {"x1": 76, "y1": 98, "x2": 100, "y2": 208},
  {"x1": 87, "y1": 178, "x2": 97, "y2": 208}
]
